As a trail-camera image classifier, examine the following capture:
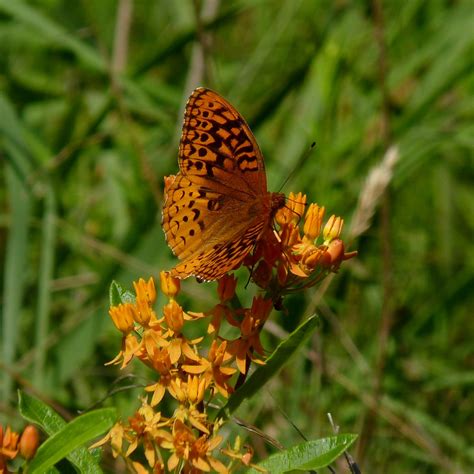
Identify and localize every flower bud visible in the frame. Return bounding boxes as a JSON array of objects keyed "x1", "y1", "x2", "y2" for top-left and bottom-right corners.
[
  {"x1": 133, "y1": 278, "x2": 156, "y2": 305},
  {"x1": 217, "y1": 274, "x2": 237, "y2": 302},
  {"x1": 109, "y1": 303, "x2": 135, "y2": 333},
  {"x1": 327, "y1": 239, "x2": 345, "y2": 268},
  {"x1": 163, "y1": 300, "x2": 184, "y2": 333},
  {"x1": 251, "y1": 296, "x2": 273, "y2": 321},
  {"x1": 304, "y1": 204, "x2": 324, "y2": 241},
  {"x1": 289, "y1": 192, "x2": 306, "y2": 223},
  {"x1": 187, "y1": 375, "x2": 207, "y2": 405},
  {"x1": 253, "y1": 261, "x2": 272, "y2": 288},
  {"x1": 323, "y1": 215, "x2": 343, "y2": 242},
  {"x1": 280, "y1": 223, "x2": 301, "y2": 247},
  {"x1": 275, "y1": 192, "x2": 306, "y2": 226},
  {"x1": 160, "y1": 271, "x2": 180, "y2": 298},
  {"x1": 19, "y1": 425, "x2": 40, "y2": 460},
  {"x1": 134, "y1": 297, "x2": 152, "y2": 326}
]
